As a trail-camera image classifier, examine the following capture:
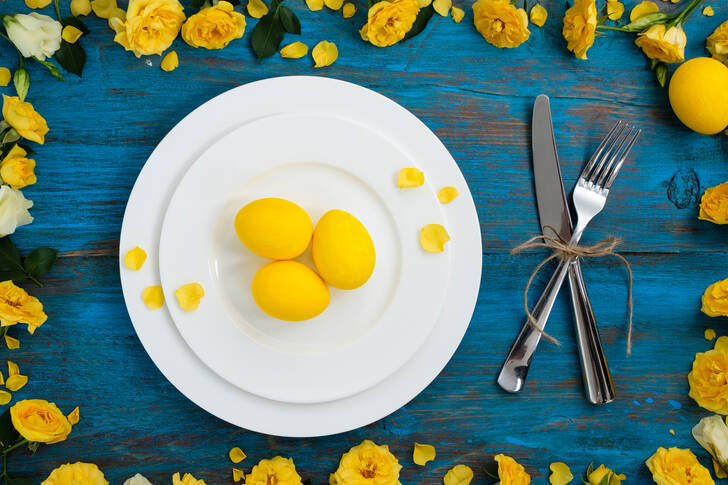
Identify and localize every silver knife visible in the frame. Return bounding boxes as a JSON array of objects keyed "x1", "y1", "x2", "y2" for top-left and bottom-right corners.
[{"x1": 497, "y1": 95, "x2": 615, "y2": 404}]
